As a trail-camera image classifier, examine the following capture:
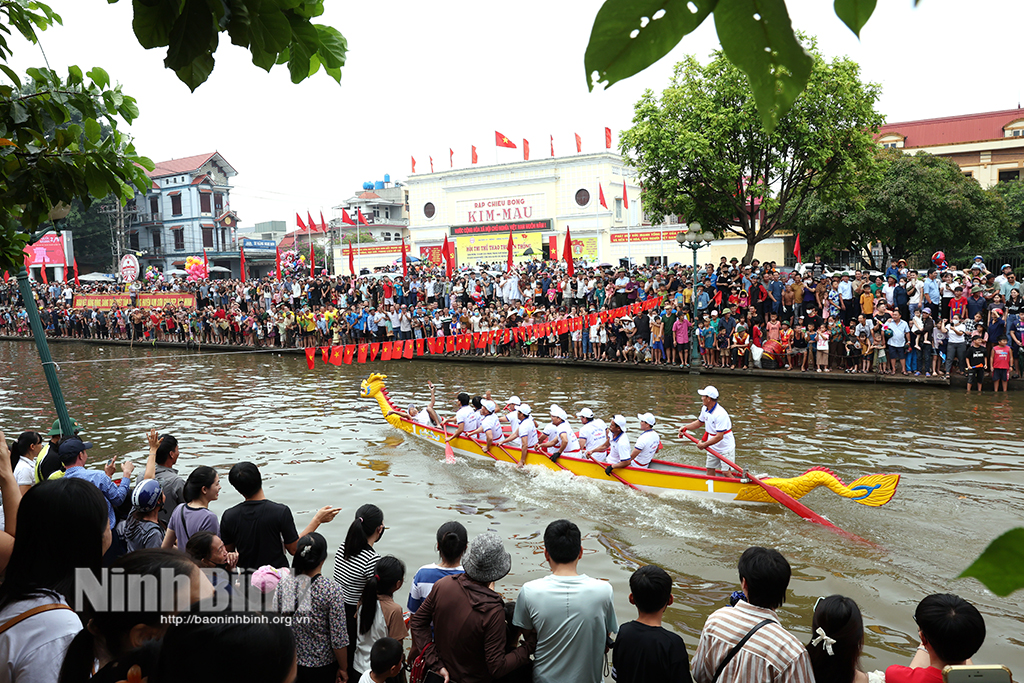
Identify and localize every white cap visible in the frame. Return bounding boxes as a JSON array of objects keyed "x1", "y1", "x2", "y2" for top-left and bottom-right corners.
[
  {"x1": 611, "y1": 414, "x2": 628, "y2": 431},
  {"x1": 697, "y1": 386, "x2": 720, "y2": 399},
  {"x1": 576, "y1": 407, "x2": 595, "y2": 419},
  {"x1": 518, "y1": 403, "x2": 532, "y2": 416},
  {"x1": 507, "y1": 395, "x2": 522, "y2": 405},
  {"x1": 550, "y1": 405, "x2": 568, "y2": 420},
  {"x1": 481, "y1": 399, "x2": 496, "y2": 413},
  {"x1": 637, "y1": 412, "x2": 656, "y2": 426}
]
